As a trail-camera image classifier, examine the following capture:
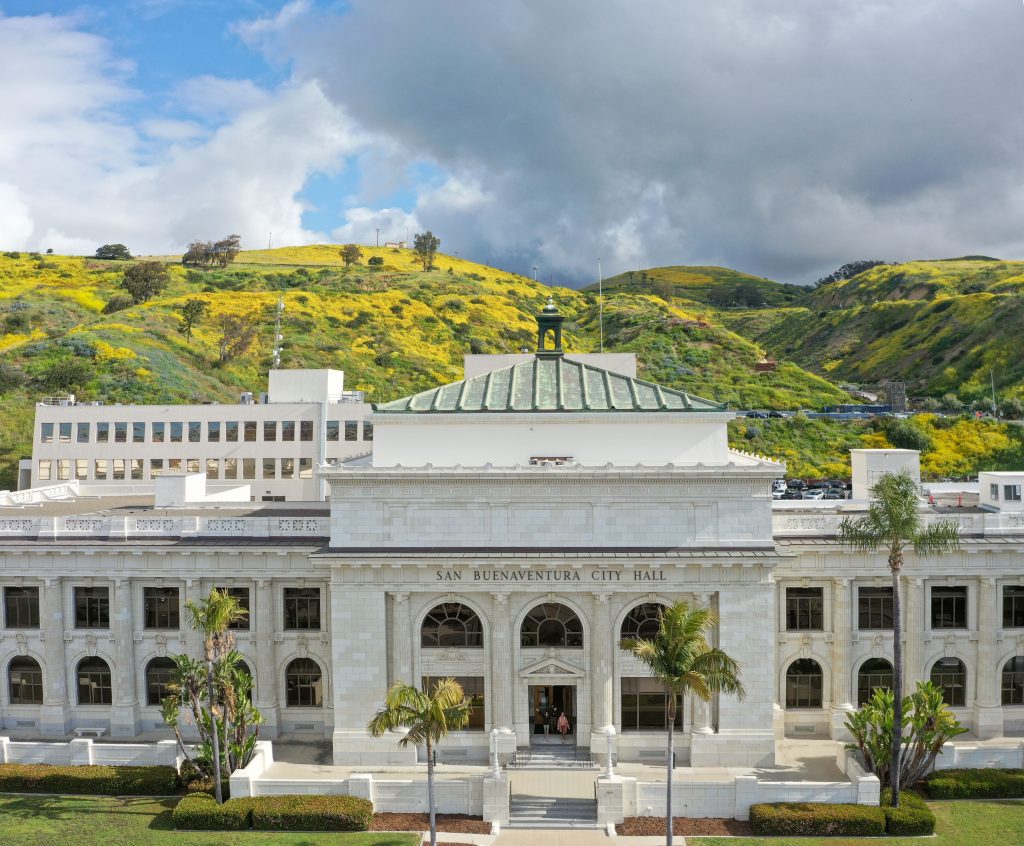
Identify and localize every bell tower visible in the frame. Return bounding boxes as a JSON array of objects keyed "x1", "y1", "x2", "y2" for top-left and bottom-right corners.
[{"x1": 535, "y1": 297, "x2": 565, "y2": 358}]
